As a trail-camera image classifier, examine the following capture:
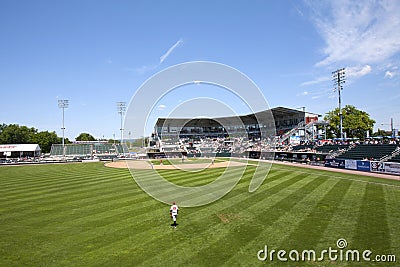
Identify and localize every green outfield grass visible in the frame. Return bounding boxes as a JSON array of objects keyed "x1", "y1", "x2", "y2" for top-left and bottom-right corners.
[{"x1": 0, "y1": 161, "x2": 399, "y2": 266}]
